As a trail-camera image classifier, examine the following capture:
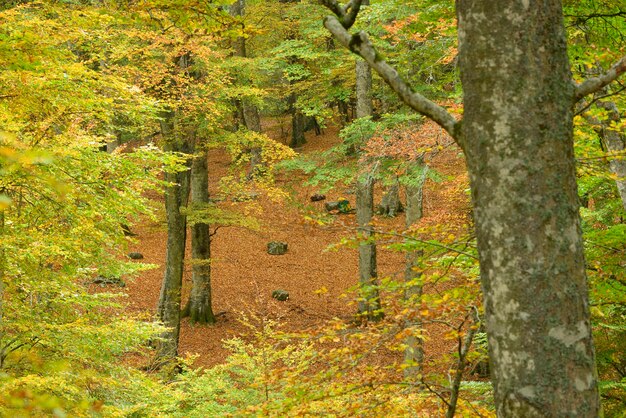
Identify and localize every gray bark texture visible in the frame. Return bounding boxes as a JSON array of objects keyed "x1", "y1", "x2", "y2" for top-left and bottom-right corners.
[
  {"x1": 156, "y1": 112, "x2": 193, "y2": 362},
  {"x1": 403, "y1": 164, "x2": 427, "y2": 379},
  {"x1": 378, "y1": 179, "x2": 403, "y2": 217},
  {"x1": 355, "y1": 61, "x2": 372, "y2": 119},
  {"x1": 182, "y1": 150, "x2": 216, "y2": 325},
  {"x1": 355, "y1": 175, "x2": 380, "y2": 319},
  {"x1": 595, "y1": 101, "x2": 626, "y2": 211},
  {"x1": 456, "y1": 1, "x2": 599, "y2": 415}
]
